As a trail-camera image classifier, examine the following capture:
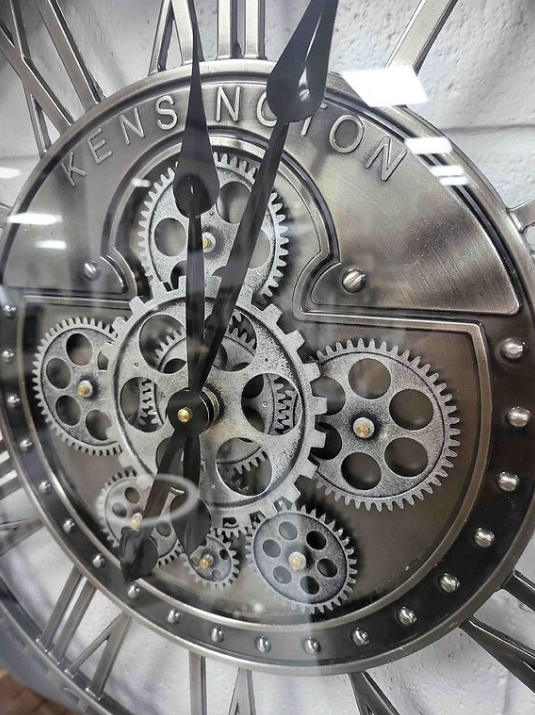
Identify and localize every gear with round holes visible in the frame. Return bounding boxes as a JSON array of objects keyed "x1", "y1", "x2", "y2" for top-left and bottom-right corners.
[
  {"x1": 32, "y1": 317, "x2": 120, "y2": 456},
  {"x1": 181, "y1": 530, "x2": 239, "y2": 589},
  {"x1": 138, "y1": 153, "x2": 288, "y2": 298},
  {"x1": 103, "y1": 278, "x2": 326, "y2": 534},
  {"x1": 97, "y1": 469, "x2": 179, "y2": 566},
  {"x1": 247, "y1": 505, "x2": 357, "y2": 613},
  {"x1": 314, "y1": 339, "x2": 460, "y2": 511}
]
